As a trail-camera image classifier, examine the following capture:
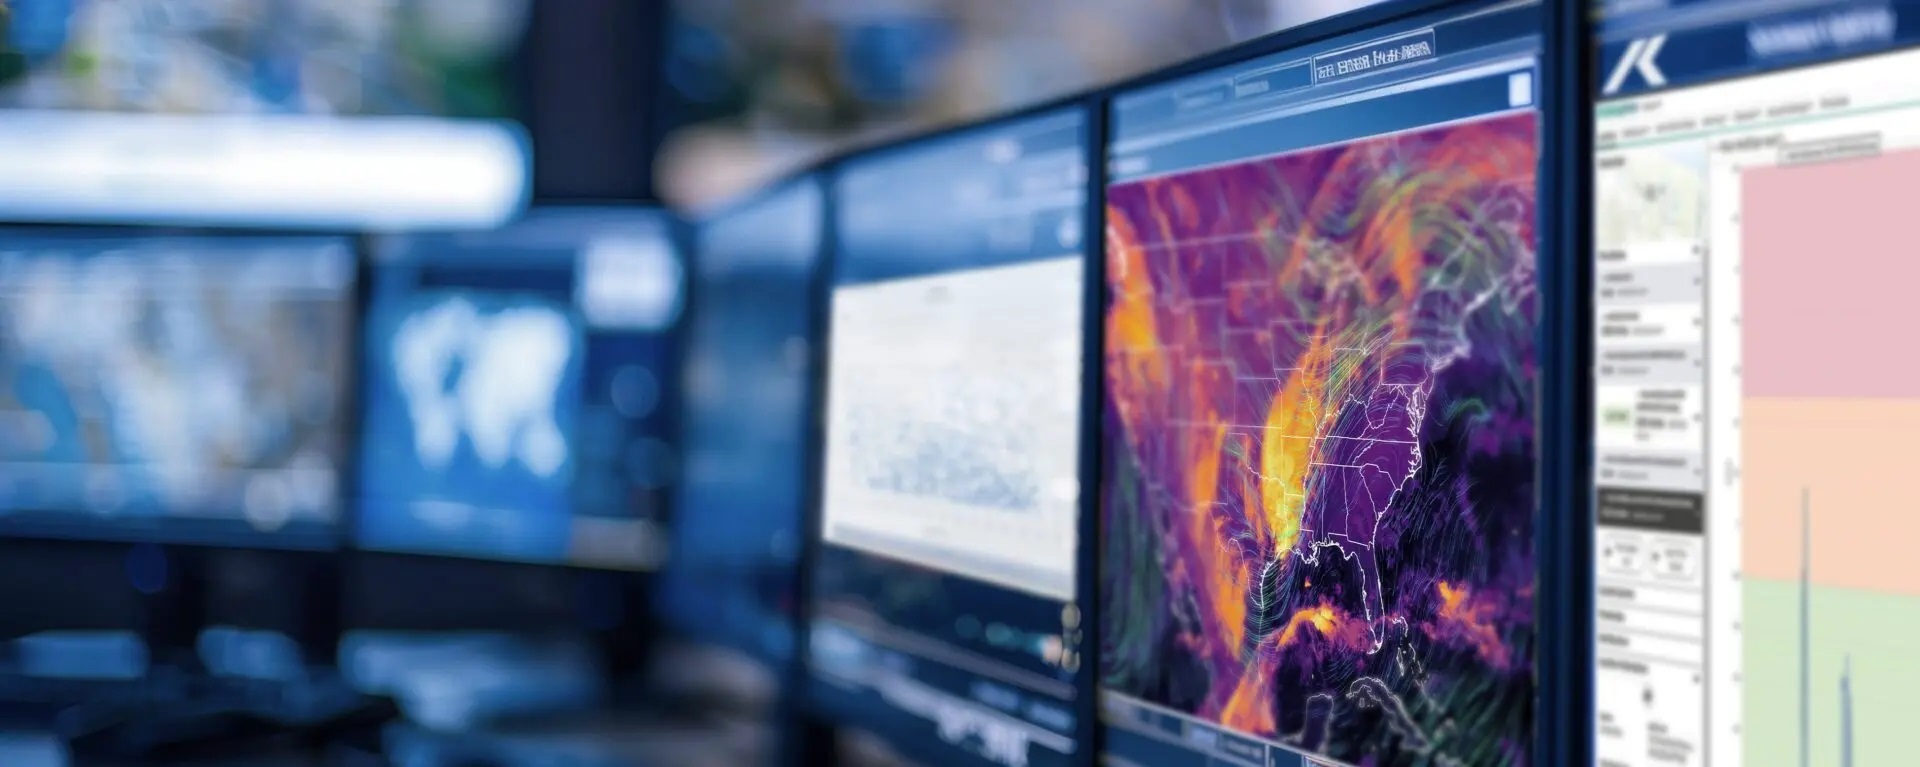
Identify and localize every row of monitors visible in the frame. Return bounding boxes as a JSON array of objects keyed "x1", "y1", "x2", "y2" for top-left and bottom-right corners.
[
  {"x1": 0, "y1": 0, "x2": 1905, "y2": 765},
  {"x1": 0, "y1": 210, "x2": 681, "y2": 570},
  {"x1": 697, "y1": 0, "x2": 1911, "y2": 766}
]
